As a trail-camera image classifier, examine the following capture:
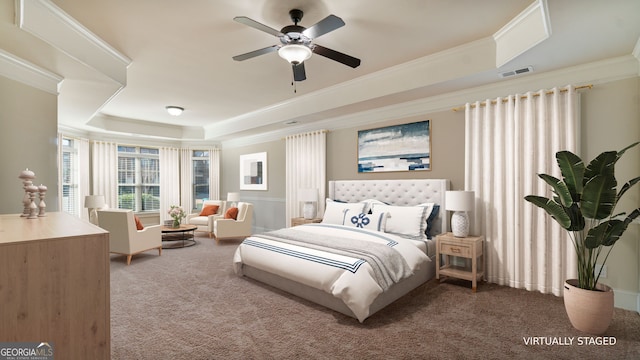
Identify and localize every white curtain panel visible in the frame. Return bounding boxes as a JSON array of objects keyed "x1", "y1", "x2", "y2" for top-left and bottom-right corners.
[
  {"x1": 285, "y1": 130, "x2": 327, "y2": 222},
  {"x1": 465, "y1": 86, "x2": 579, "y2": 296},
  {"x1": 159, "y1": 147, "x2": 180, "y2": 222},
  {"x1": 91, "y1": 141, "x2": 118, "y2": 209},
  {"x1": 209, "y1": 147, "x2": 221, "y2": 201},
  {"x1": 78, "y1": 137, "x2": 90, "y2": 221},
  {"x1": 179, "y1": 148, "x2": 193, "y2": 213}
]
